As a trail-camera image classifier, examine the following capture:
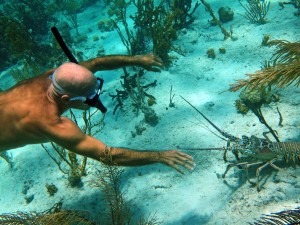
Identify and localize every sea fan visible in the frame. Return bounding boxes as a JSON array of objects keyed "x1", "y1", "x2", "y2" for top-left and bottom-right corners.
[
  {"x1": 230, "y1": 40, "x2": 300, "y2": 92},
  {"x1": 251, "y1": 207, "x2": 300, "y2": 225},
  {"x1": 0, "y1": 210, "x2": 96, "y2": 225}
]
